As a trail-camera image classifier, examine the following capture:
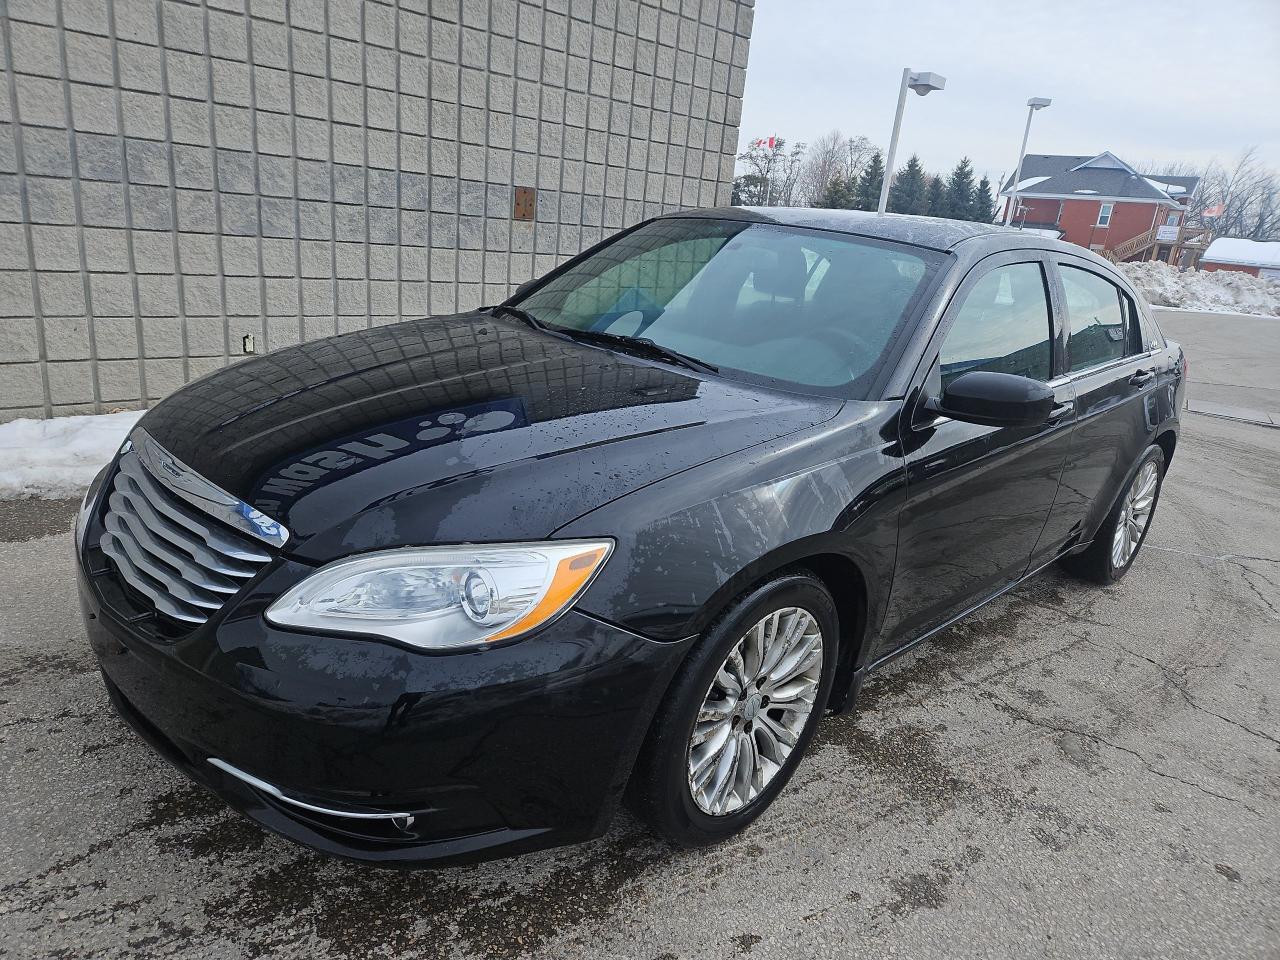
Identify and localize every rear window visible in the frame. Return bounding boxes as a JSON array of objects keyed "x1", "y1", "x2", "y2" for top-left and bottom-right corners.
[
  {"x1": 1061, "y1": 265, "x2": 1130, "y2": 371},
  {"x1": 514, "y1": 218, "x2": 945, "y2": 397}
]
